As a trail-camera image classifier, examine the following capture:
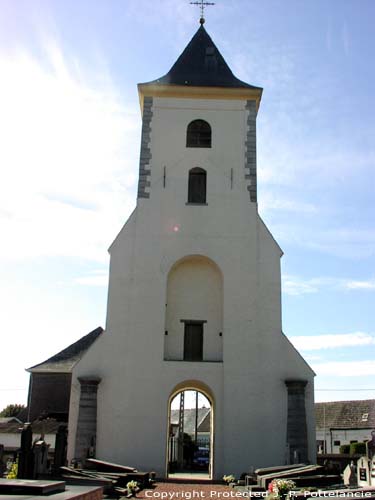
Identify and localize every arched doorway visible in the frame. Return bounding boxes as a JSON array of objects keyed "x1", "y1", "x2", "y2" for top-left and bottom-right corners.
[{"x1": 167, "y1": 382, "x2": 214, "y2": 479}]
